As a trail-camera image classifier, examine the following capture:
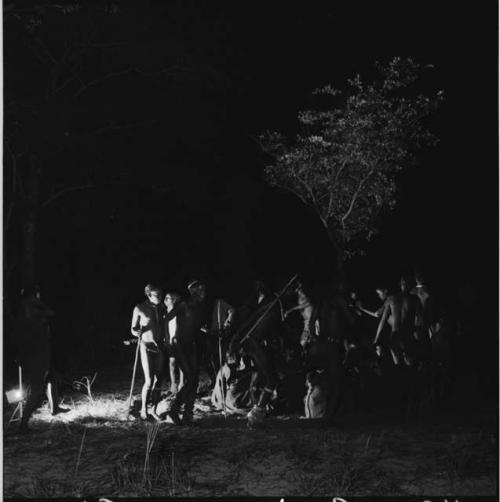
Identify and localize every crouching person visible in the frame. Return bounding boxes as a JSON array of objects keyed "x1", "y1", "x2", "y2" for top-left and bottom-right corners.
[
  {"x1": 211, "y1": 360, "x2": 255, "y2": 415},
  {"x1": 304, "y1": 370, "x2": 330, "y2": 418},
  {"x1": 227, "y1": 298, "x2": 281, "y2": 428}
]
